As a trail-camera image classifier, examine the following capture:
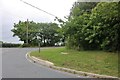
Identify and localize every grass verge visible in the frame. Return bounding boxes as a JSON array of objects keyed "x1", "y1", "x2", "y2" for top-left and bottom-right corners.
[{"x1": 30, "y1": 47, "x2": 118, "y2": 77}]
